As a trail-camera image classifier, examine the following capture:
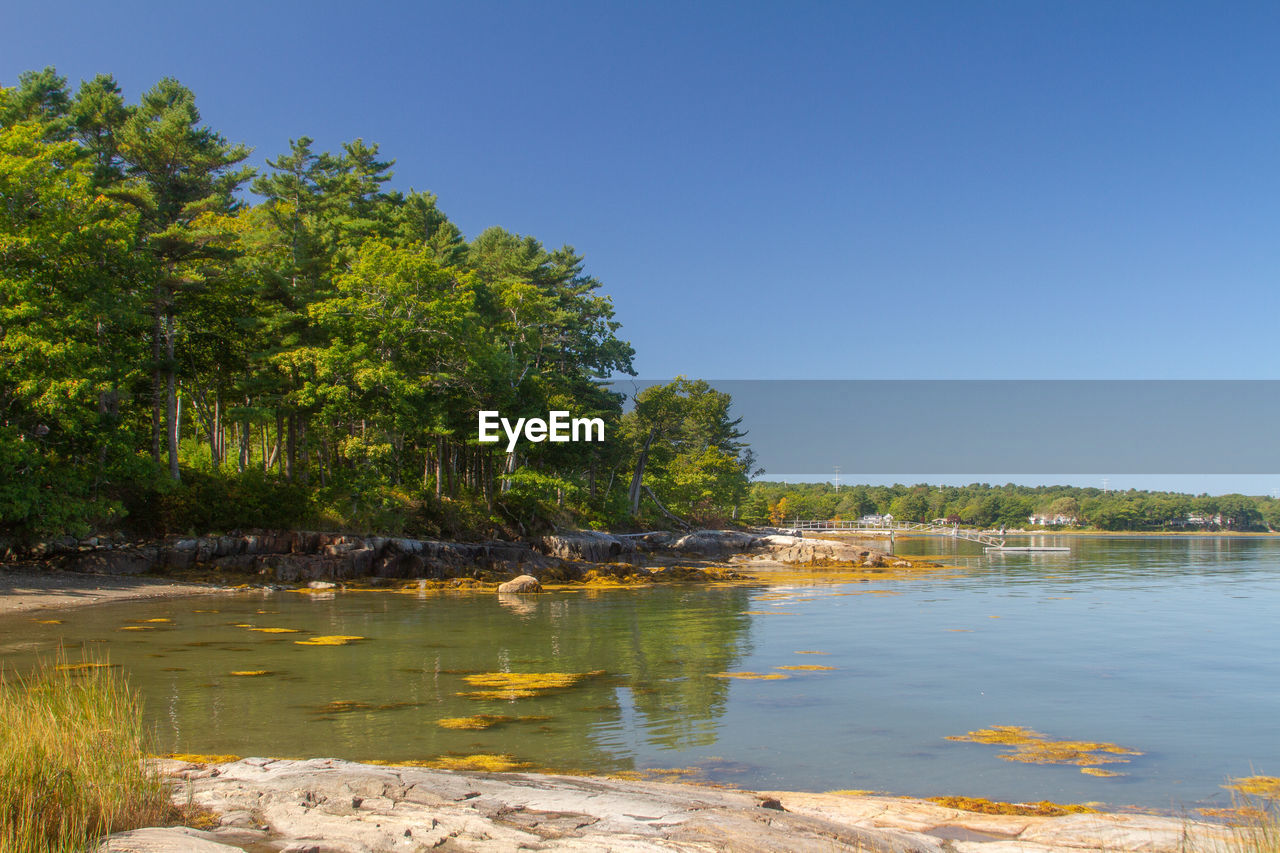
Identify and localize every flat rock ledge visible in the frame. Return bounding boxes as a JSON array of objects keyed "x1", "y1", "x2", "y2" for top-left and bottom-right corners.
[{"x1": 103, "y1": 758, "x2": 1231, "y2": 853}]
